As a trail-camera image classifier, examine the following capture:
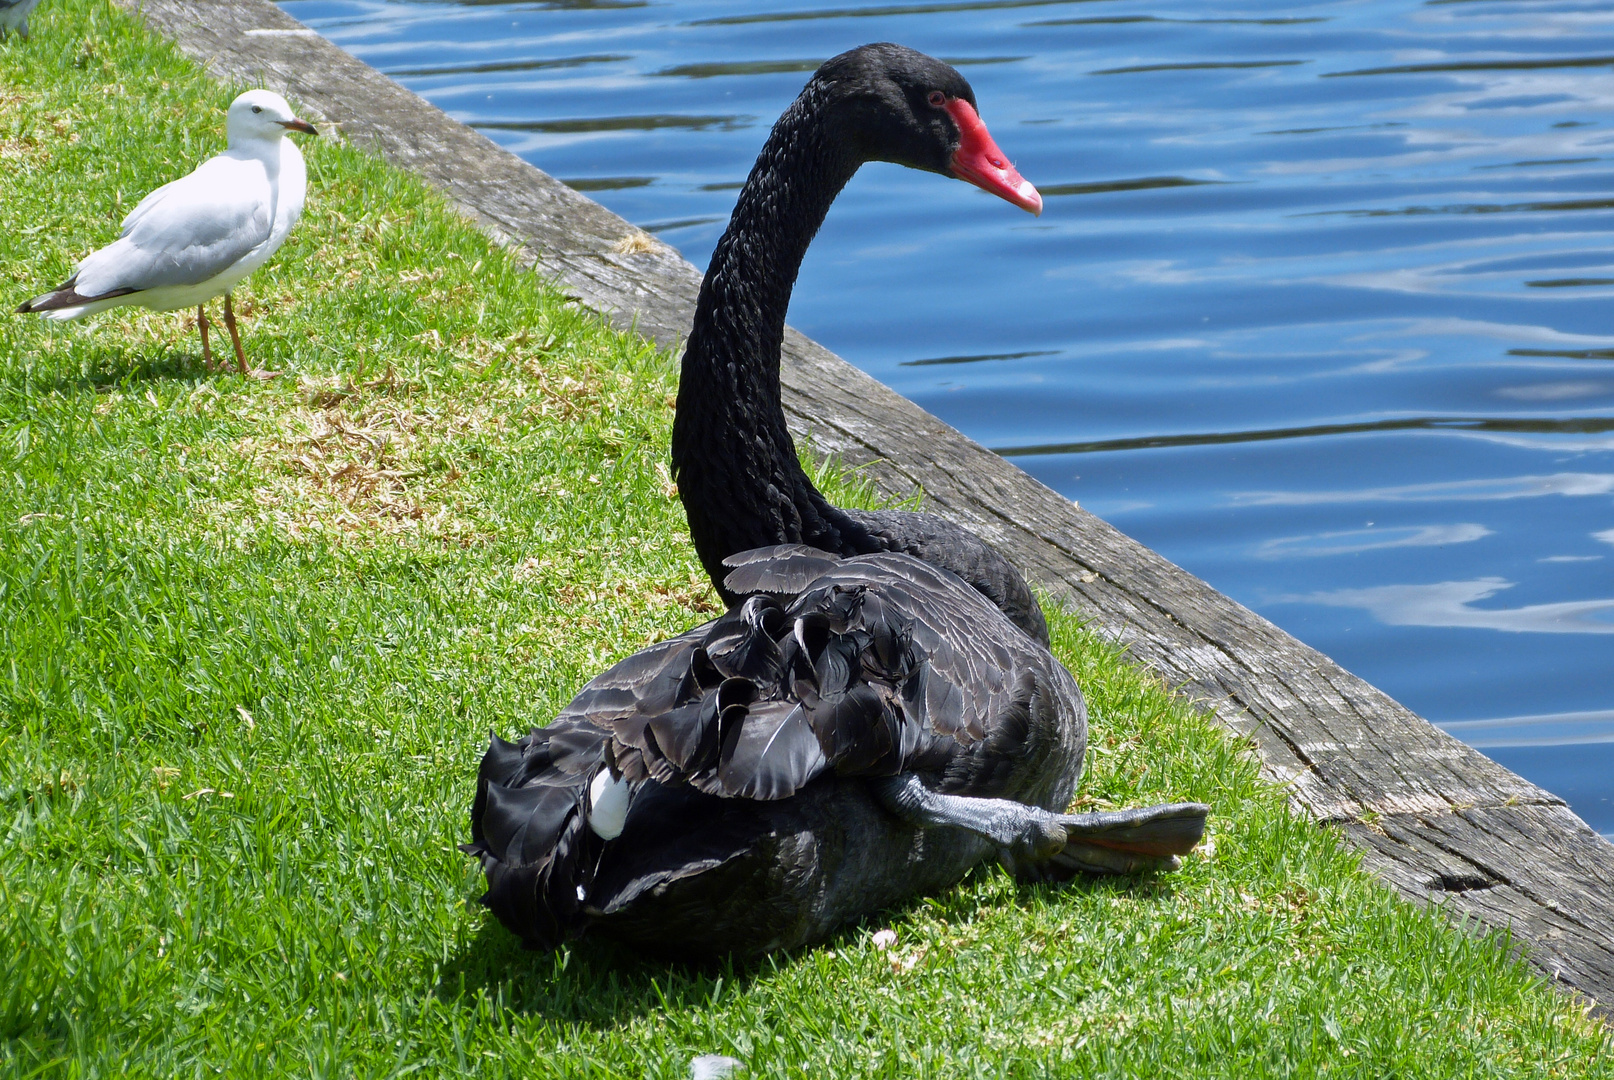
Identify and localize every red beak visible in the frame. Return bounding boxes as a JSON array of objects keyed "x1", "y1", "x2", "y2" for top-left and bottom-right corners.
[
  {"x1": 278, "y1": 119, "x2": 318, "y2": 136},
  {"x1": 944, "y1": 99, "x2": 1041, "y2": 216}
]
